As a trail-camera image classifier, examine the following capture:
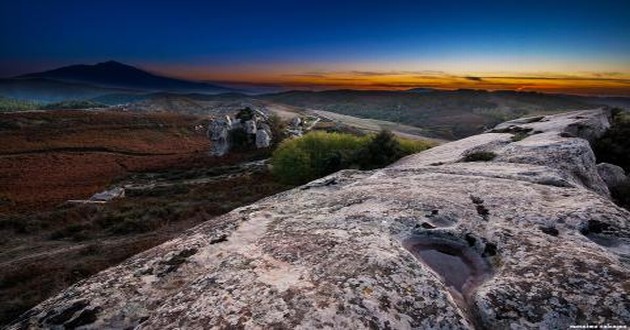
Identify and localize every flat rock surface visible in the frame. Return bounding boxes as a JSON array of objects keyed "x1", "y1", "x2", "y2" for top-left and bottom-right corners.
[{"x1": 10, "y1": 109, "x2": 630, "y2": 329}]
